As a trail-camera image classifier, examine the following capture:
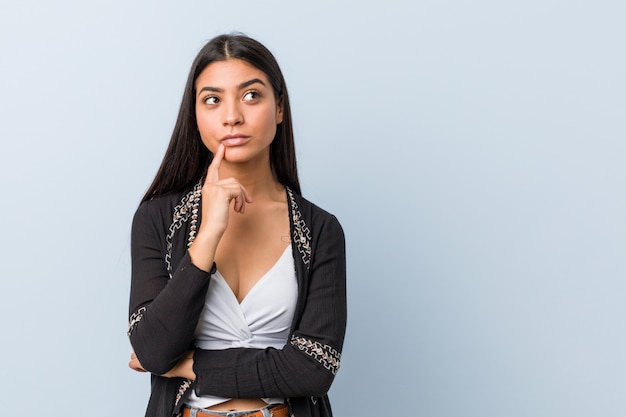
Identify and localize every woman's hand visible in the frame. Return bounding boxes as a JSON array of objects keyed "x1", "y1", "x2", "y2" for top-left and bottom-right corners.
[
  {"x1": 129, "y1": 351, "x2": 147, "y2": 373},
  {"x1": 201, "y1": 143, "x2": 253, "y2": 236},
  {"x1": 161, "y1": 351, "x2": 196, "y2": 380},
  {"x1": 188, "y1": 143, "x2": 252, "y2": 271}
]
